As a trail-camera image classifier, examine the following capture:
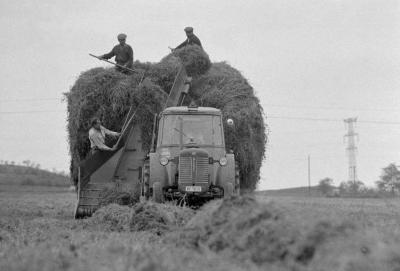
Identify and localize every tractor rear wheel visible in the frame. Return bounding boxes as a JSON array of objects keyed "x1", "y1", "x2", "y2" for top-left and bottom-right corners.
[{"x1": 152, "y1": 182, "x2": 164, "y2": 203}]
